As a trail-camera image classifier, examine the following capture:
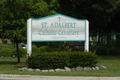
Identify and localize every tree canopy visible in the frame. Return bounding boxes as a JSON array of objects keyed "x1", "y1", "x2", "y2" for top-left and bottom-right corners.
[
  {"x1": 0, "y1": 0, "x2": 57, "y2": 62},
  {"x1": 57, "y1": 0, "x2": 120, "y2": 33},
  {"x1": 0, "y1": 0, "x2": 120, "y2": 62},
  {"x1": 1, "y1": 0, "x2": 120, "y2": 38}
]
